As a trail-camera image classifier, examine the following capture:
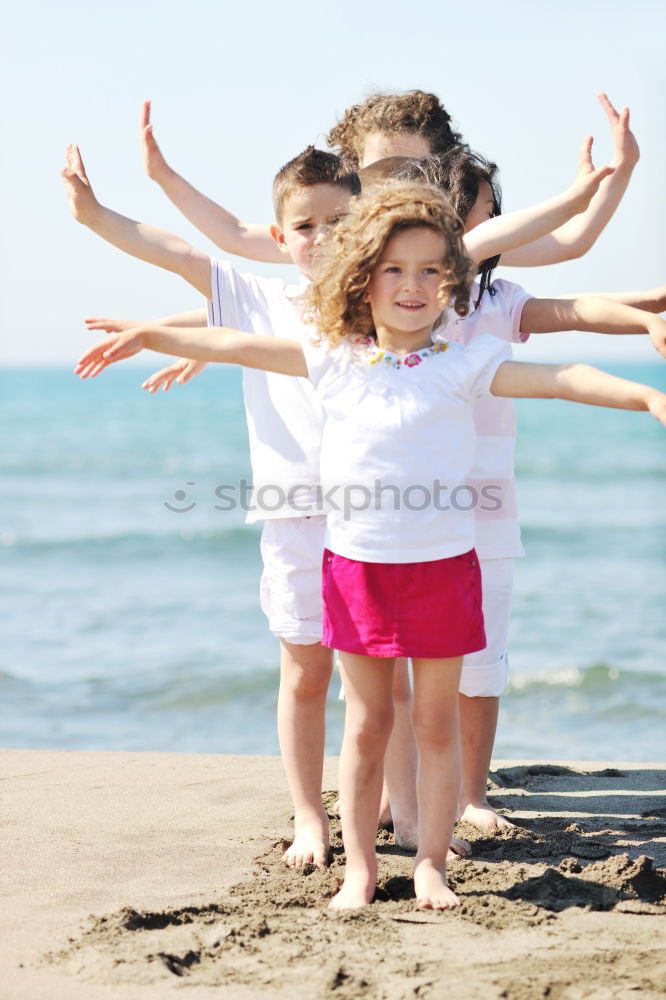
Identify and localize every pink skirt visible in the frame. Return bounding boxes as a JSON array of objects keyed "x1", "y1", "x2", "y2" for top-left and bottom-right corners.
[{"x1": 322, "y1": 549, "x2": 486, "y2": 659}]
